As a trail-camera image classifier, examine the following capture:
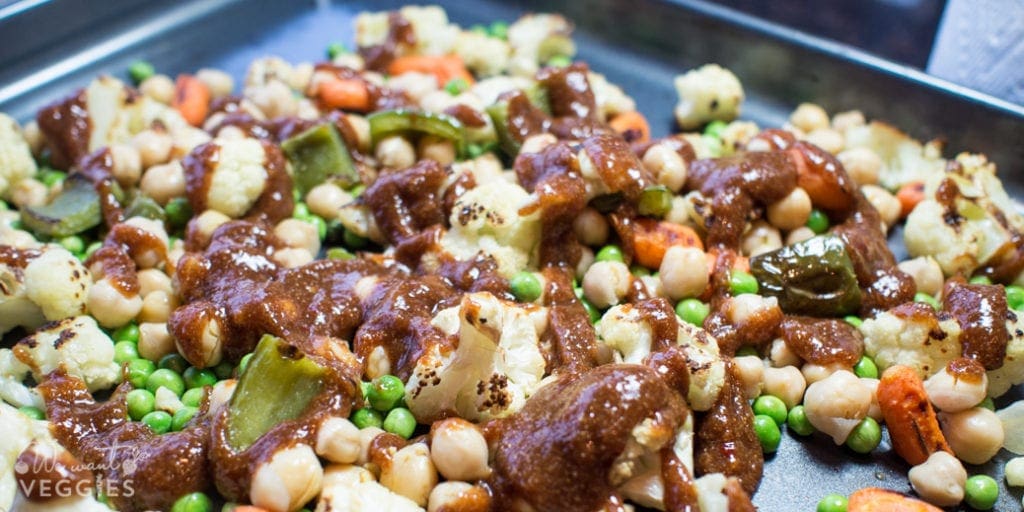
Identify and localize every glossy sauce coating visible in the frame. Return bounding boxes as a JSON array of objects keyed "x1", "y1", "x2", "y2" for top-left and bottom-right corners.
[{"x1": 780, "y1": 316, "x2": 864, "y2": 367}]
